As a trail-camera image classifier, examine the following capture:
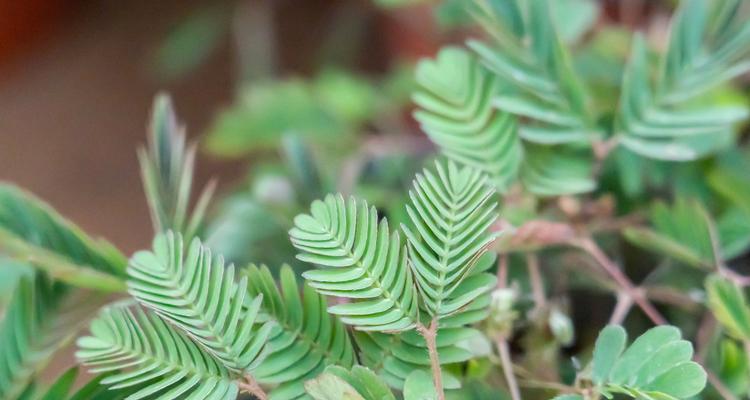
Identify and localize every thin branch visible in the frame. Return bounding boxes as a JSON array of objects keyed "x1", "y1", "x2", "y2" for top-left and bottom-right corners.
[
  {"x1": 239, "y1": 375, "x2": 268, "y2": 400},
  {"x1": 569, "y1": 237, "x2": 667, "y2": 325},
  {"x1": 417, "y1": 319, "x2": 445, "y2": 400},
  {"x1": 526, "y1": 253, "x2": 546, "y2": 312},
  {"x1": 496, "y1": 337, "x2": 522, "y2": 400},
  {"x1": 494, "y1": 255, "x2": 522, "y2": 400},
  {"x1": 609, "y1": 291, "x2": 634, "y2": 325}
]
